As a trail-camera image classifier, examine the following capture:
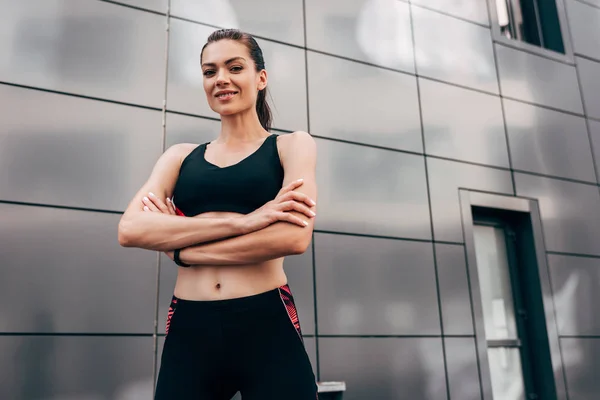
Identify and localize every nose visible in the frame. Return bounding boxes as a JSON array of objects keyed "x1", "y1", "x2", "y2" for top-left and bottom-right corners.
[{"x1": 215, "y1": 69, "x2": 229, "y2": 86}]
